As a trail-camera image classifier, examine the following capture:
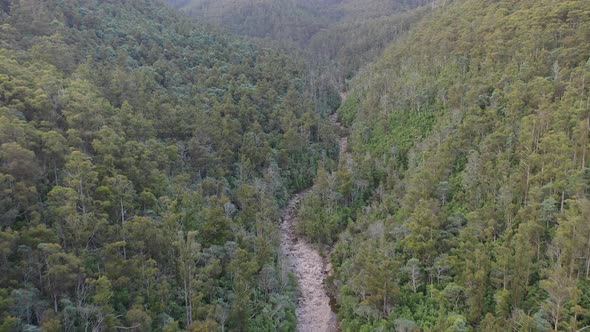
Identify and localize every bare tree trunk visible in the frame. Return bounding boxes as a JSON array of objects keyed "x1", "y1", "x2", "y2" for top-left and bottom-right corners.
[
  {"x1": 184, "y1": 273, "x2": 192, "y2": 325},
  {"x1": 560, "y1": 191, "x2": 565, "y2": 213},
  {"x1": 79, "y1": 178, "x2": 86, "y2": 214},
  {"x1": 383, "y1": 280, "x2": 387, "y2": 316},
  {"x1": 555, "y1": 305, "x2": 560, "y2": 331},
  {"x1": 120, "y1": 198, "x2": 127, "y2": 259}
]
